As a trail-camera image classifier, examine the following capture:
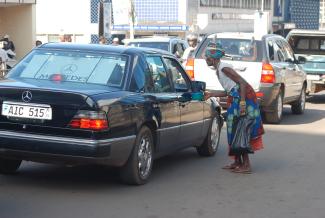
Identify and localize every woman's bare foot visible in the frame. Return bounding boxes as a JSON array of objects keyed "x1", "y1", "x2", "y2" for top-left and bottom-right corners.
[
  {"x1": 222, "y1": 162, "x2": 240, "y2": 170},
  {"x1": 231, "y1": 165, "x2": 252, "y2": 174}
]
